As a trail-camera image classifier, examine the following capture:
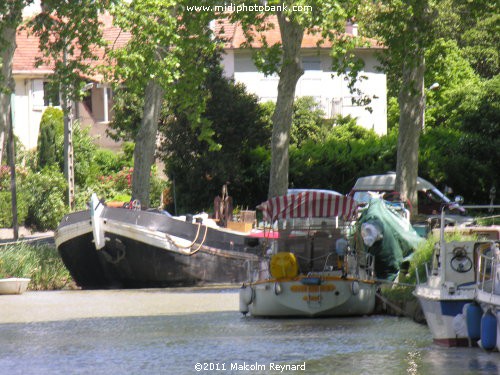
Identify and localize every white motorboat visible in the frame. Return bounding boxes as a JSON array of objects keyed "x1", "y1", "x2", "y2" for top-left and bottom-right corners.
[
  {"x1": 475, "y1": 239, "x2": 500, "y2": 351},
  {"x1": 0, "y1": 278, "x2": 30, "y2": 295},
  {"x1": 414, "y1": 203, "x2": 500, "y2": 346},
  {"x1": 239, "y1": 191, "x2": 377, "y2": 317}
]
